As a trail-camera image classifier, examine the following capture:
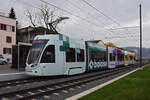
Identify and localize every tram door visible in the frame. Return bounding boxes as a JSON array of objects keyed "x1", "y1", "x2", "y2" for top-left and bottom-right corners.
[{"x1": 41, "y1": 45, "x2": 63, "y2": 75}]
